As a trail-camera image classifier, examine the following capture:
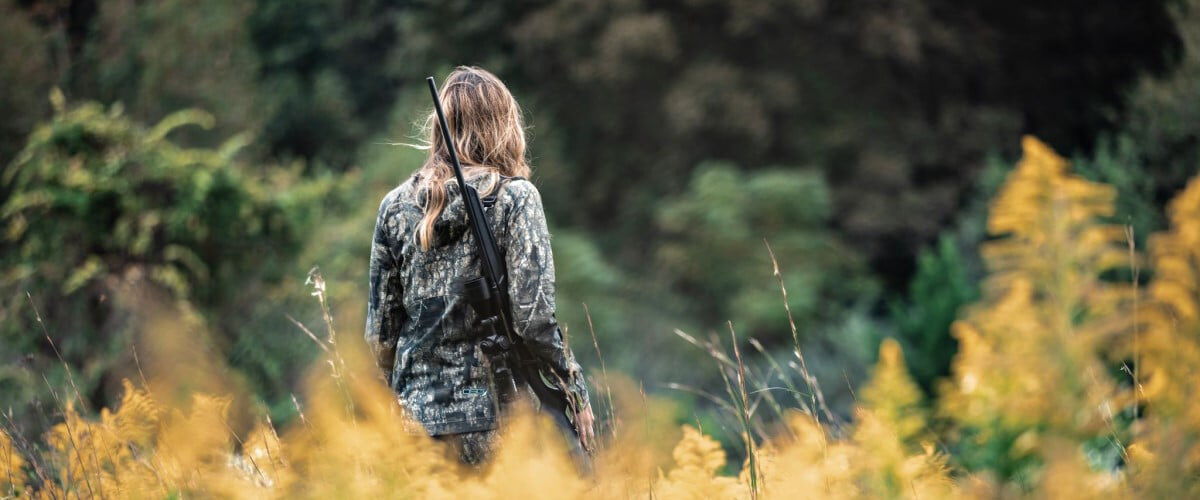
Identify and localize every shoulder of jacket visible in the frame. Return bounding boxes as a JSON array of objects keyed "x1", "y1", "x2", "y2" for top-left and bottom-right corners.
[
  {"x1": 377, "y1": 179, "x2": 415, "y2": 215},
  {"x1": 500, "y1": 177, "x2": 539, "y2": 201}
]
